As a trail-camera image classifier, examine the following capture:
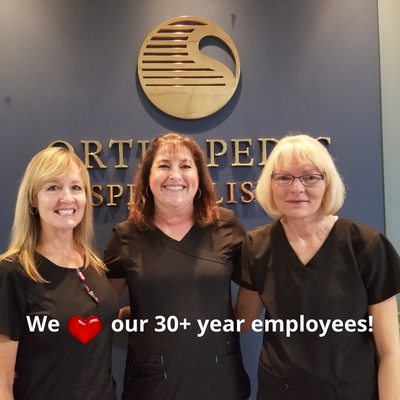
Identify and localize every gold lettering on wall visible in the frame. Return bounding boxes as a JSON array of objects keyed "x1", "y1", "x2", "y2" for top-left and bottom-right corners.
[
  {"x1": 48, "y1": 140, "x2": 75, "y2": 151},
  {"x1": 109, "y1": 140, "x2": 133, "y2": 168},
  {"x1": 46, "y1": 136, "x2": 331, "y2": 208},
  {"x1": 226, "y1": 182, "x2": 237, "y2": 204},
  {"x1": 258, "y1": 138, "x2": 278, "y2": 166},
  {"x1": 107, "y1": 184, "x2": 124, "y2": 206},
  {"x1": 137, "y1": 140, "x2": 150, "y2": 161},
  {"x1": 231, "y1": 139, "x2": 254, "y2": 166},
  {"x1": 81, "y1": 141, "x2": 107, "y2": 169},
  {"x1": 92, "y1": 185, "x2": 104, "y2": 207},
  {"x1": 207, "y1": 139, "x2": 227, "y2": 167}
]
